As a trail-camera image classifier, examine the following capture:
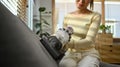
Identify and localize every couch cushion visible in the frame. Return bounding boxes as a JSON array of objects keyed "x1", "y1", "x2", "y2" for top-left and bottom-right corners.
[{"x1": 0, "y1": 2, "x2": 58, "y2": 67}]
